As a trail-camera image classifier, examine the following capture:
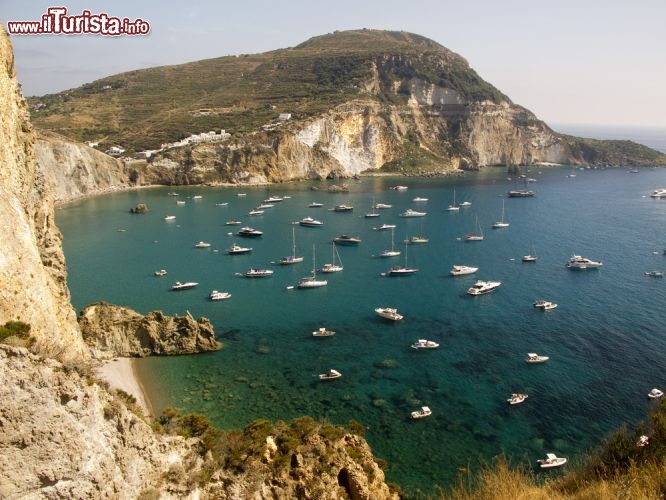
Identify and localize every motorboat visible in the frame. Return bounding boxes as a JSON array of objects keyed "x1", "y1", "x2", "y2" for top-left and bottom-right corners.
[
  {"x1": 645, "y1": 271, "x2": 664, "y2": 277},
  {"x1": 176, "y1": 200, "x2": 186, "y2": 205},
  {"x1": 650, "y1": 188, "x2": 666, "y2": 198},
  {"x1": 312, "y1": 327, "x2": 335, "y2": 337},
  {"x1": 411, "y1": 339, "x2": 439, "y2": 349},
  {"x1": 526, "y1": 353, "x2": 550, "y2": 363},
  {"x1": 263, "y1": 196, "x2": 283, "y2": 203},
  {"x1": 390, "y1": 185, "x2": 408, "y2": 191},
  {"x1": 171, "y1": 281, "x2": 198, "y2": 291},
  {"x1": 412, "y1": 197, "x2": 428, "y2": 202},
  {"x1": 215, "y1": 202, "x2": 228, "y2": 206},
  {"x1": 467, "y1": 280, "x2": 501, "y2": 296},
  {"x1": 167, "y1": 192, "x2": 179, "y2": 196},
  {"x1": 308, "y1": 202, "x2": 324, "y2": 207},
  {"x1": 194, "y1": 241, "x2": 211, "y2": 248},
  {"x1": 237, "y1": 193, "x2": 247, "y2": 197},
  {"x1": 299, "y1": 217, "x2": 324, "y2": 227},
  {"x1": 375, "y1": 307, "x2": 403, "y2": 321},
  {"x1": 407, "y1": 236, "x2": 429, "y2": 244},
  {"x1": 492, "y1": 200, "x2": 510, "y2": 228},
  {"x1": 192, "y1": 195, "x2": 202, "y2": 200},
  {"x1": 209, "y1": 290, "x2": 231, "y2": 301},
  {"x1": 507, "y1": 393, "x2": 528, "y2": 405},
  {"x1": 648, "y1": 388, "x2": 664, "y2": 399},
  {"x1": 297, "y1": 245, "x2": 328, "y2": 288},
  {"x1": 565, "y1": 255, "x2": 603, "y2": 270},
  {"x1": 333, "y1": 204, "x2": 354, "y2": 212},
  {"x1": 375, "y1": 203, "x2": 392, "y2": 209},
  {"x1": 319, "y1": 369, "x2": 341, "y2": 380},
  {"x1": 410, "y1": 406, "x2": 432, "y2": 419},
  {"x1": 257, "y1": 203, "x2": 274, "y2": 209},
  {"x1": 243, "y1": 268, "x2": 274, "y2": 278},
  {"x1": 450, "y1": 265, "x2": 478, "y2": 276},
  {"x1": 508, "y1": 189, "x2": 535, "y2": 197},
  {"x1": 400, "y1": 209, "x2": 426, "y2": 217},
  {"x1": 533, "y1": 300, "x2": 558, "y2": 310},
  {"x1": 154, "y1": 269, "x2": 167, "y2": 277},
  {"x1": 237, "y1": 227, "x2": 263, "y2": 238},
  {"x1": 163, "y1": 215, "x2": 176, "y2": 221},
  {"x1": 247, "y1": 209, "x2": 264, "y2": 216},
  {"x1": 320, "y1": 242, "x2": 343, "y2": 273},
  {"x1": 537, "y1": 453, "x2": 568, "y2": 469},
  {"x1": 374, "y1": 223, "x2": 396, "y2": 231},
  {"x1": 460, "y1": 201, "x2": 472, "y2": 207},
  {"x1": 227, "y1": 243, "x2": 252, "y2": 254},
  {"x1": 225, "y1": 220, "x2": 242, "y2": 225},
  {"x1": 334, "y1": 235, "x2": 361, "y2": 245}
]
